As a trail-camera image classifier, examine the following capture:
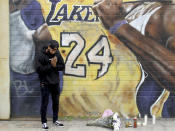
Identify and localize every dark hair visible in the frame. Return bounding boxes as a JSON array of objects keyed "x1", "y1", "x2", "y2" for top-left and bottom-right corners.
[{"x1": 49, "y1": 40, "x2": 59, "y2": 49}]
